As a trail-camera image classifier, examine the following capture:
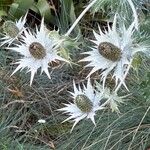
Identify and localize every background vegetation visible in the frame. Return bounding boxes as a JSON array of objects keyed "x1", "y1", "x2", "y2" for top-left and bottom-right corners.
[{"x1": 0, "y1": 0, "x2": 150, "y2": 149}]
